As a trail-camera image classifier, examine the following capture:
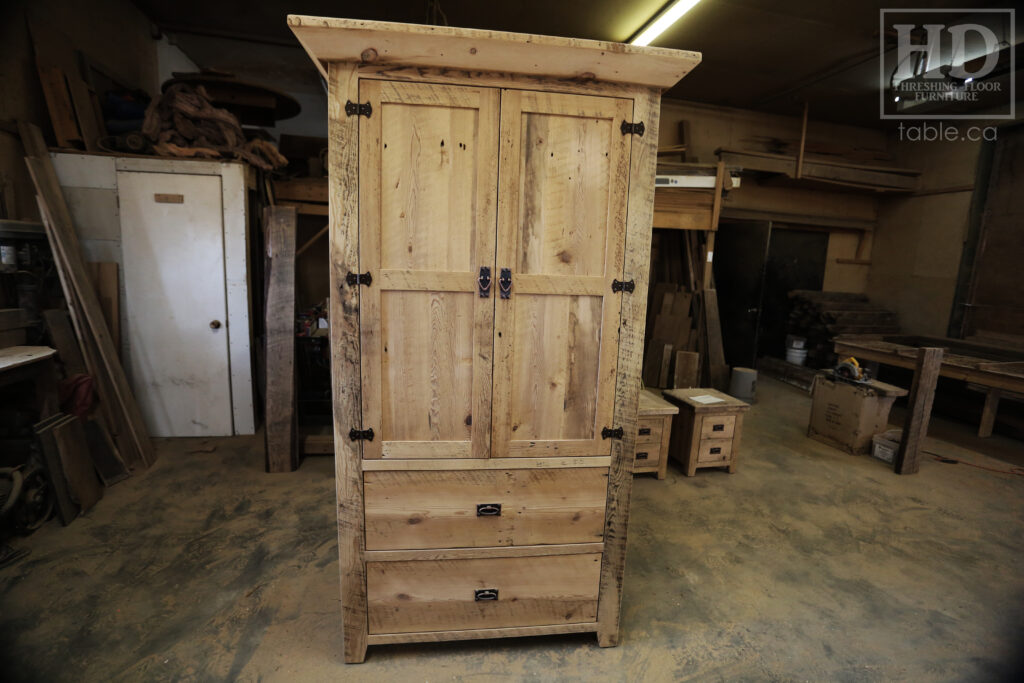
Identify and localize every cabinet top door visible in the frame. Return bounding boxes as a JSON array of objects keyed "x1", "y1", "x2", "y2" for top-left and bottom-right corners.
[
  {"x1": 358, "y1": 80, "x2": 500, "y2": 460},
  {"x1": 492, "y1": 90, "x2": 633, "y2": 458}
]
